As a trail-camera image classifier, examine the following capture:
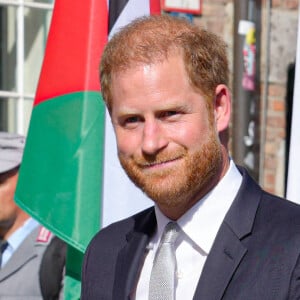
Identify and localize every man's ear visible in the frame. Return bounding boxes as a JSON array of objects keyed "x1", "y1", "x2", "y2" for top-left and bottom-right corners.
[{"x1": 214, "y1": 84, "x2": 231, "y2": 133}]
